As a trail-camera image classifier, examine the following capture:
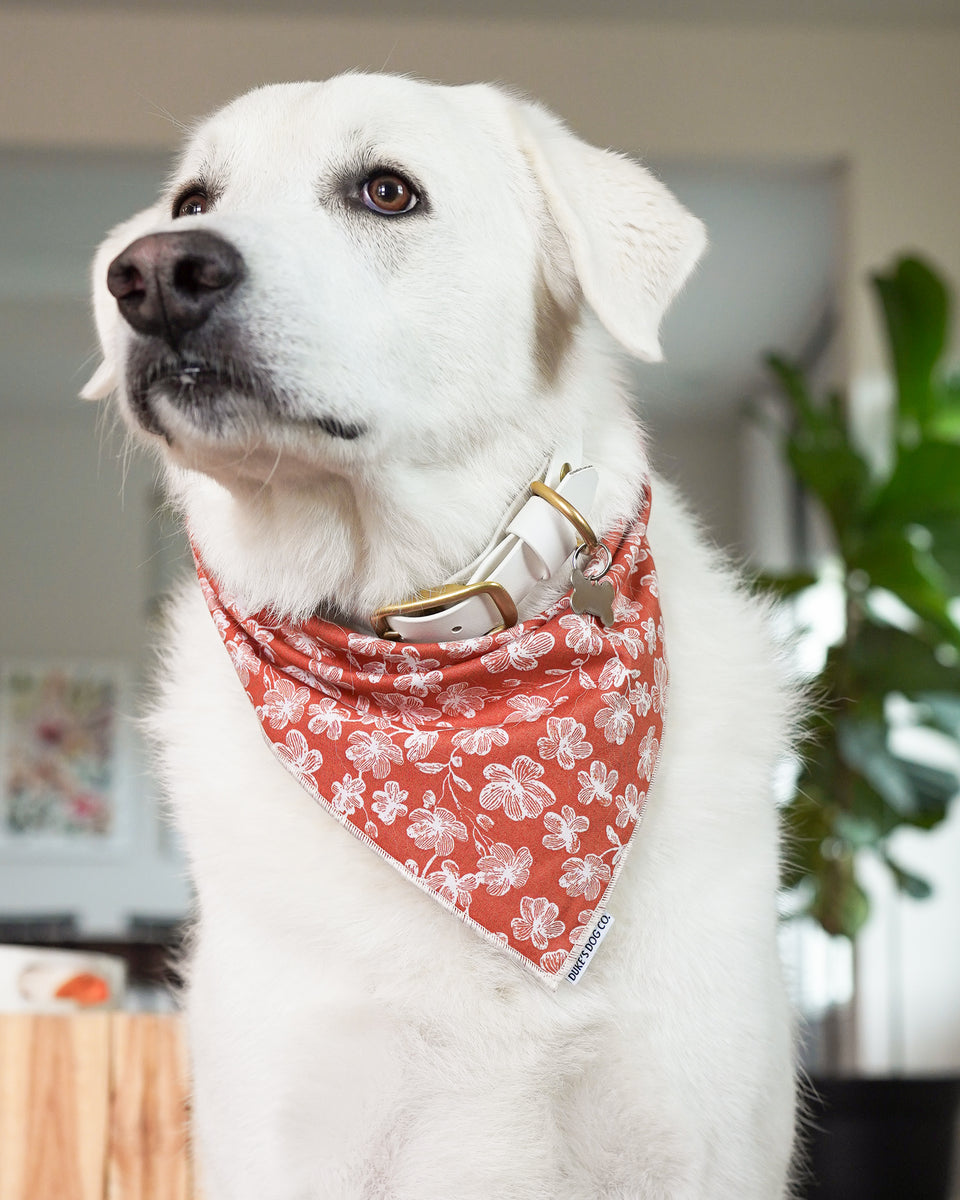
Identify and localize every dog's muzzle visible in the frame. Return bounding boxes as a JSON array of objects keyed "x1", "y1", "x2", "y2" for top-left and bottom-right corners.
[{"x1": 107, "y1": 230, "x2": 245, "y2": 348}]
